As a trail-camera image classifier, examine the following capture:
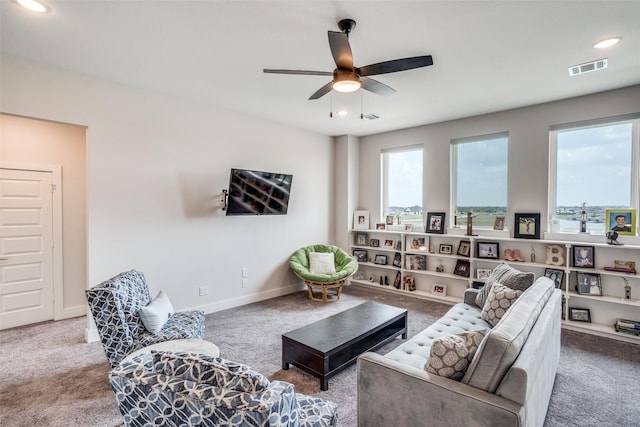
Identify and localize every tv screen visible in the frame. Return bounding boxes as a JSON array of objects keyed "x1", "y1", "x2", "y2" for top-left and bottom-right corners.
[{"x1": 226, "y1": 168, "x2": 293, "y2": 215}]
